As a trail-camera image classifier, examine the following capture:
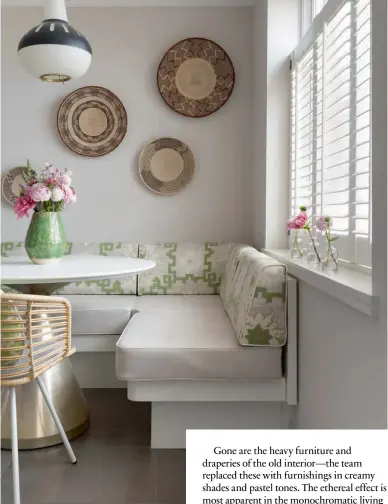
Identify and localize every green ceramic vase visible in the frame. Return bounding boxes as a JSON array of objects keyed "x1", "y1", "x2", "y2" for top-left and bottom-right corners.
[{"x1": 25, "y1": 212, "x2": 67, "y2": 265}]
